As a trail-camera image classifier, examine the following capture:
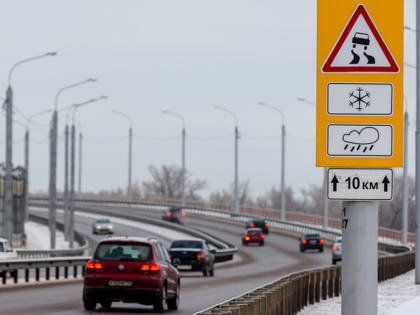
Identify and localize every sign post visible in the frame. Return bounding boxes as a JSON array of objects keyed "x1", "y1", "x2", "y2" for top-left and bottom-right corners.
[{"x1": 317, "y1": 1, "x2": 403, "y2": 314}]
